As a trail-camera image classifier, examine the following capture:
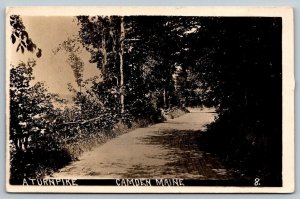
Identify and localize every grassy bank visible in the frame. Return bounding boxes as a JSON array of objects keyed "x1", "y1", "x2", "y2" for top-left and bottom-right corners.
[
  {"x1": 163, "y1": 107, "x2": 190, "y2": 120},
  {"x1": 64, "y1": 107, "x2": 190, "y2": 161},
  {"x1": 10, "y1": 106, "x2": 191, "y2": 182}
]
